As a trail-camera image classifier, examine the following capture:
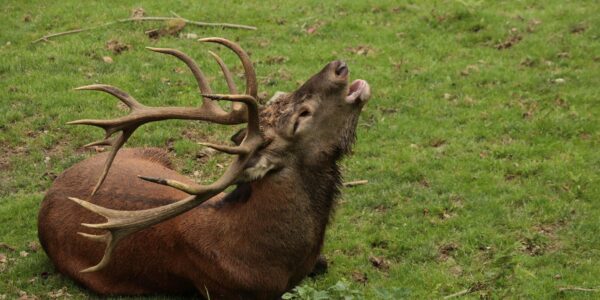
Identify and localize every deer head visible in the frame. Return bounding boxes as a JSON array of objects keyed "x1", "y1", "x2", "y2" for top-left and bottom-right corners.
[{"x1": 67, "y1": 37, "x2": 371, "y2": 272}]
